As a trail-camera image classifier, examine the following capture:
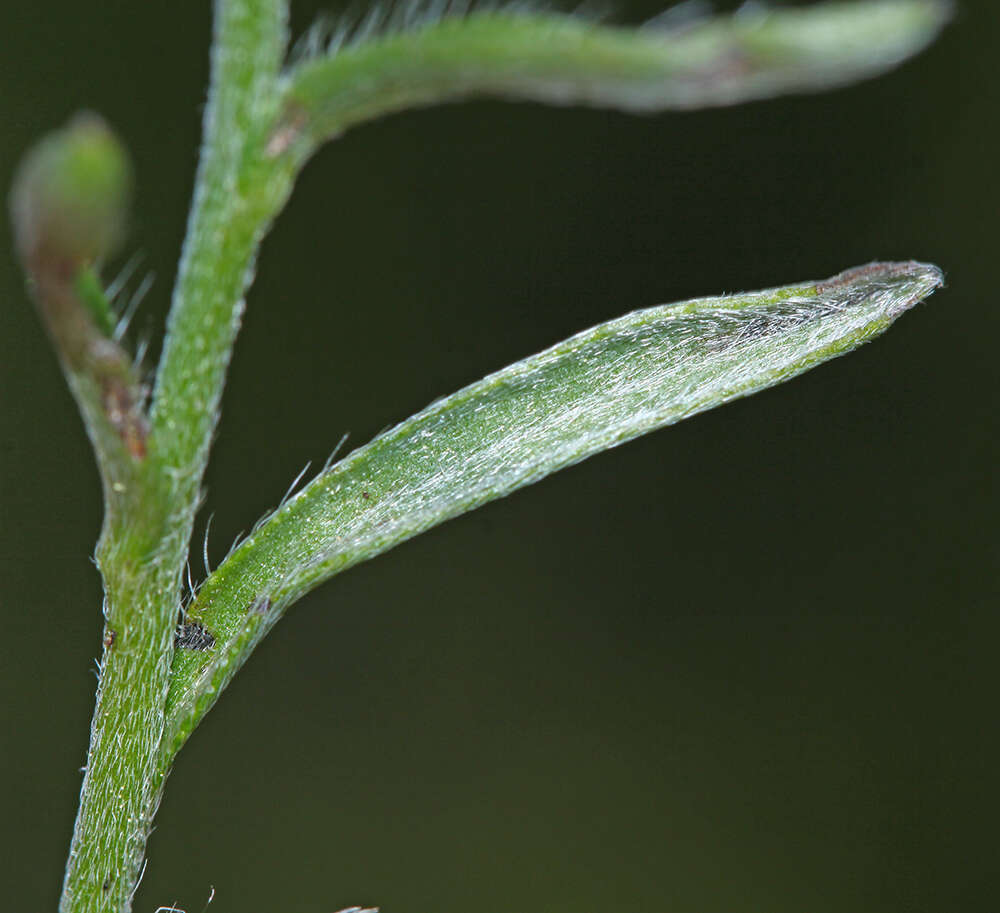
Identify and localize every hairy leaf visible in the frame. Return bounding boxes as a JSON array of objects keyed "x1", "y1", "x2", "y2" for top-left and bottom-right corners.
[
  {"x1": 273, "y1": 1, "x2": 951, "y2": 153},
  {"x1": 164, "y1": 260, "x2": 943, "y2": 759}
]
